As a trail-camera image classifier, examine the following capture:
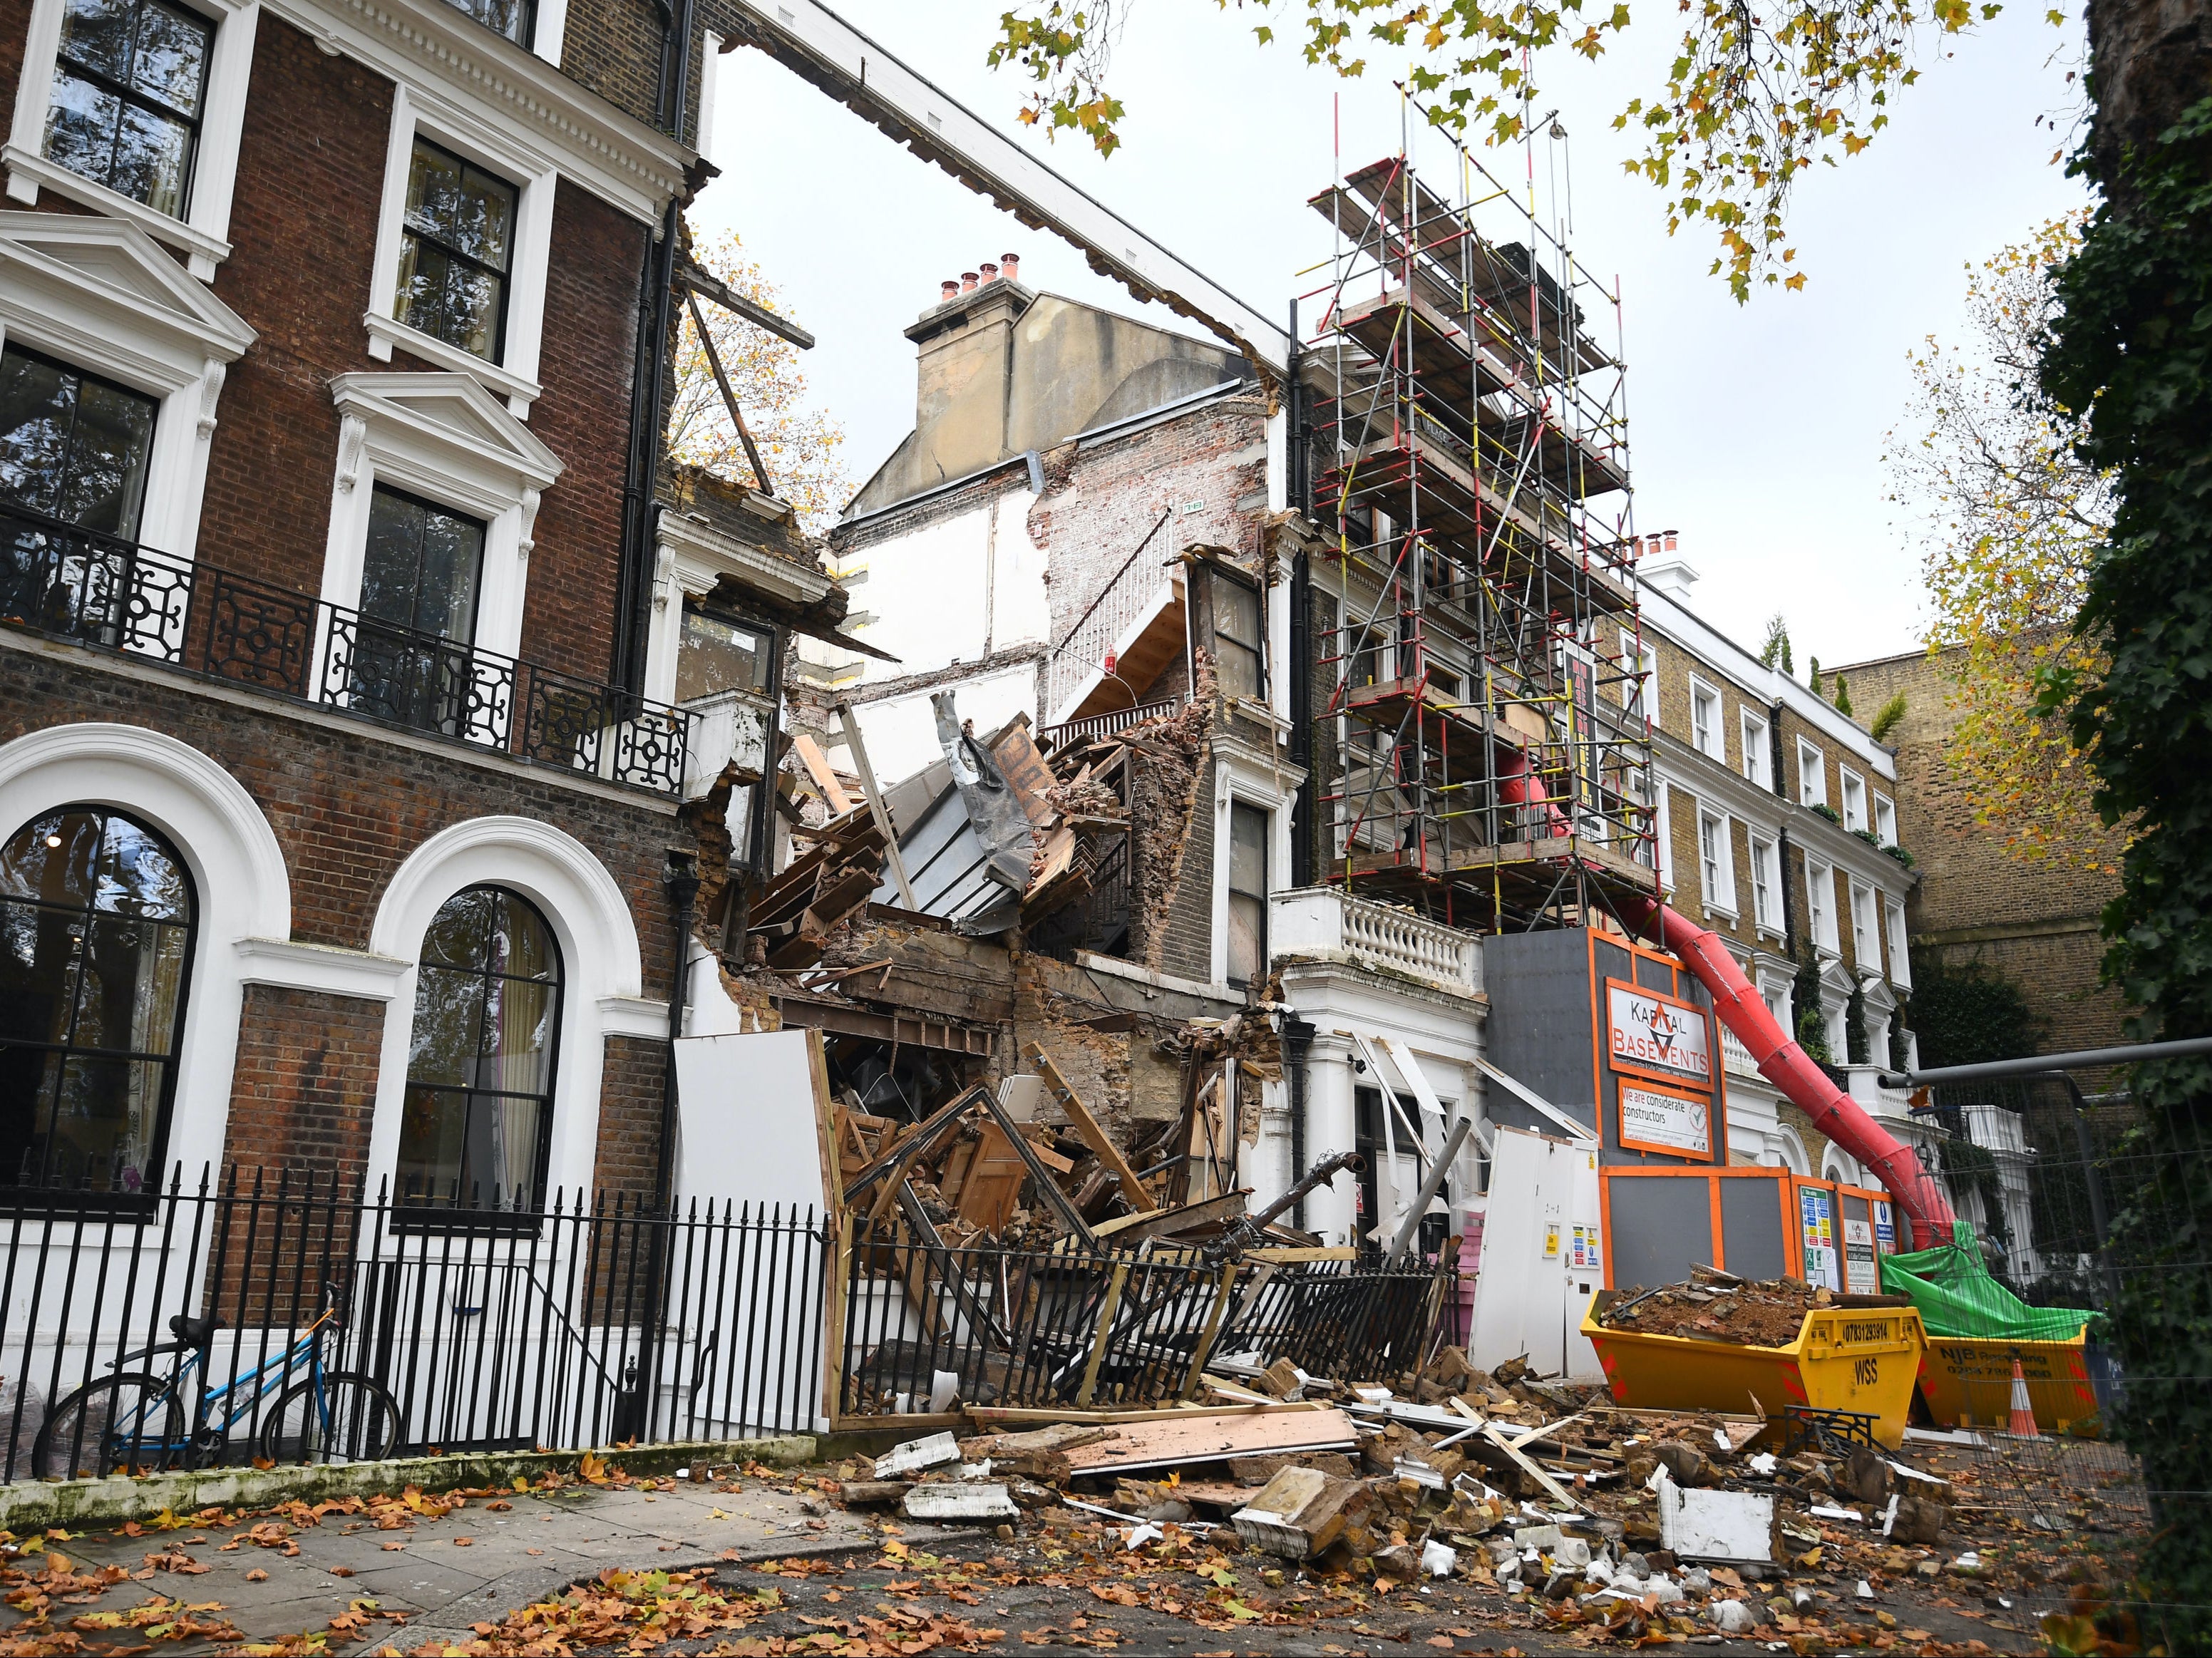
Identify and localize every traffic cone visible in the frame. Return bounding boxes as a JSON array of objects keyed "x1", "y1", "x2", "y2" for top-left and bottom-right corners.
[{"x1": 2005, "y1": 1356, "x2": 2042, "y2": 1439}]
